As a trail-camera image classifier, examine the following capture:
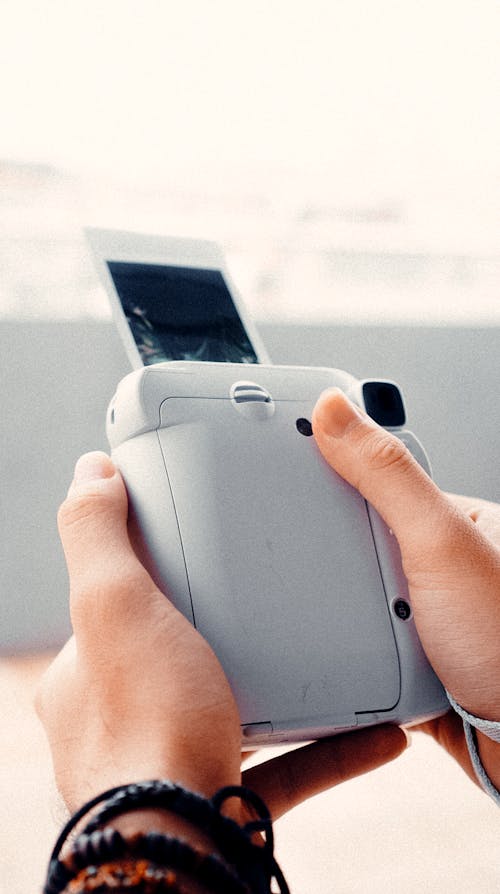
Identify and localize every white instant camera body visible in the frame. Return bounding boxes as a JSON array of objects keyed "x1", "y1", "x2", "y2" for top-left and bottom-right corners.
[{"x1": 92, "y1": 228, "x2": 448, "y2": 746}]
